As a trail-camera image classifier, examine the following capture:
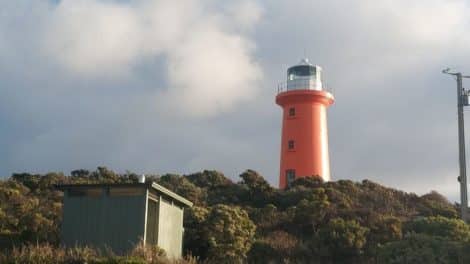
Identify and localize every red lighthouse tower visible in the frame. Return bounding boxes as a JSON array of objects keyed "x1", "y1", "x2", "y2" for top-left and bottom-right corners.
[{"x1": 276, "y1": 59, "x2": 334, "y2": 188}]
